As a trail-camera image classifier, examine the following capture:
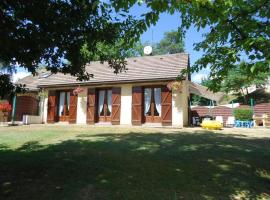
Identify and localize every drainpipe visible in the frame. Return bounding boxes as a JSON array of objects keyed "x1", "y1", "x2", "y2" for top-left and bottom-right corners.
[
  {"x1": 11, "y1": 94, "x2": 17, "y2": 125},
  {"x1": 250, "y1": 98, "x2": 254, "y2": 115}
]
